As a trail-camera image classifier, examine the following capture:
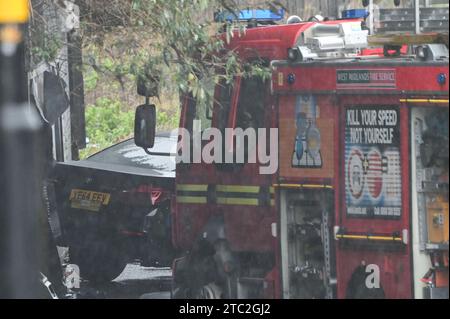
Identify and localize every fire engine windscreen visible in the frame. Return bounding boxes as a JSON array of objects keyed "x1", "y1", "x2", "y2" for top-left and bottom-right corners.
[{"x1": 177, "y1": 75, "x2": 278, "y2": 175}]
